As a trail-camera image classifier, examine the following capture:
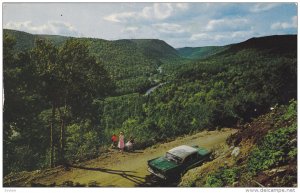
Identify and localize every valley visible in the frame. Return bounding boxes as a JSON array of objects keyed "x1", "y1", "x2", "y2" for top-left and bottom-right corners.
[{"x1": 3, "y1": 29, "x2": 297, "y2": 187}]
